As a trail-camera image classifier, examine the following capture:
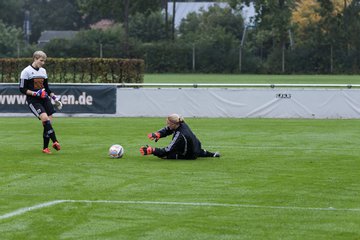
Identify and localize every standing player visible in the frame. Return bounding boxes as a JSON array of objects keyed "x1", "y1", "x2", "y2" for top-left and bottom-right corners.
[
  {"x1": 140, "y1": 113, "x2": 220, "y2": 159},
  {"x1": 19, "y1": 51, "x2": 62, "y2": 154}
]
